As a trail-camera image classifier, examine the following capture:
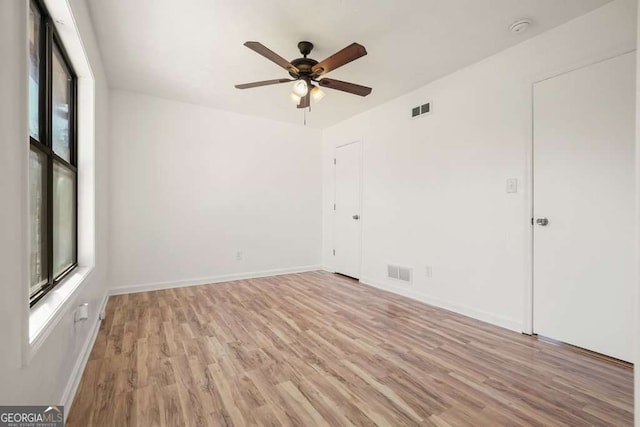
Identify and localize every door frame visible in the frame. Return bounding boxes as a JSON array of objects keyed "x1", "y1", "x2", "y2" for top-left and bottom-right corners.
[
  {"x1": 333, "y1": 139, "x2": 364, "y2": 279},
  {"x1": 523, "y1": 49, "x2": 636, "y2": 335}
]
